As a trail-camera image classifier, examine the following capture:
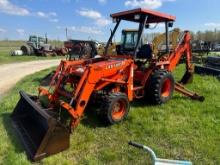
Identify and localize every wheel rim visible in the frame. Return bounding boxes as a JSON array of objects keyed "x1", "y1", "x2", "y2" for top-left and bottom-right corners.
[
  {"x1": 111, "y1": 100, "x2": 126, "y2": 120},
  {"x1": 161, "y1": 78, "x2": 172, "y2": 97}
]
